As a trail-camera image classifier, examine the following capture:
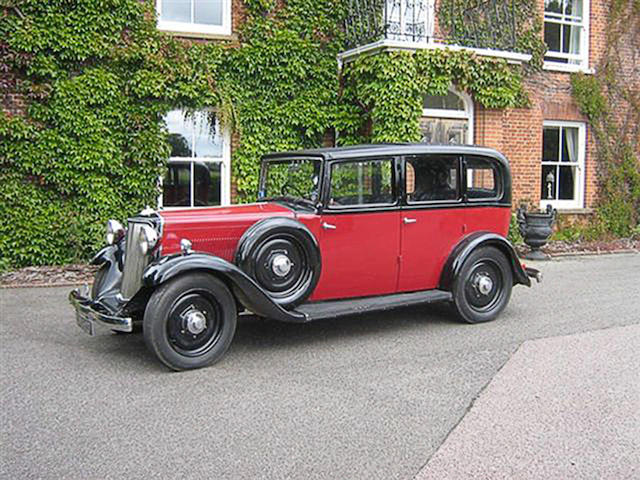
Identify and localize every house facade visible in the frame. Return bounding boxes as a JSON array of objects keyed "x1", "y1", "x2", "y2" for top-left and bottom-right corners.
[
  {"x1": 152, "y1": 0, "x2": 633, "y2": 217},
  {"x1": 2, "y1": 1, "x2": 636, "y2": 216}
]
